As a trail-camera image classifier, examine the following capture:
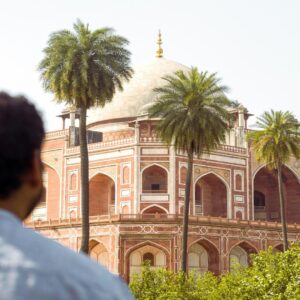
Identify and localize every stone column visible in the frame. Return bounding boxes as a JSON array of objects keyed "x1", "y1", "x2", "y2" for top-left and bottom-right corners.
[
  {"x1": 237, "y1": 105, "x2": 246, "y2": 148},
  {"x1": 169, "y1": 142, "x2": 176, "y2": 214},
  {"x1": 133, "y1": 122, "x2": 140, "y2": 214}
]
